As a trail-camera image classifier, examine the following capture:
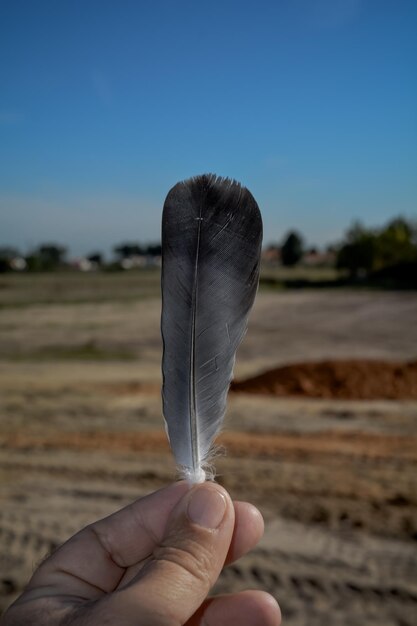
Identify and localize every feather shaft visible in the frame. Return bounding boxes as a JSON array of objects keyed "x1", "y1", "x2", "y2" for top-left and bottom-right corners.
[{"x1": 189, "y1": 209, "x2": 202, "y2": 476}]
